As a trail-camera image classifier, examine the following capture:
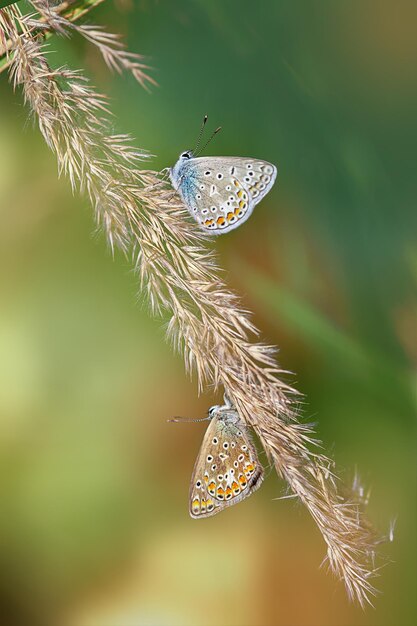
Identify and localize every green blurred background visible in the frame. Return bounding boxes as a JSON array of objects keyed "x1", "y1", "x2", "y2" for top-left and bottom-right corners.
[{"x1": 0, "y1": 1, "x2": 416, "y2": 625}]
